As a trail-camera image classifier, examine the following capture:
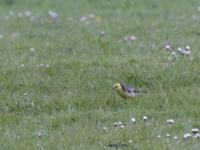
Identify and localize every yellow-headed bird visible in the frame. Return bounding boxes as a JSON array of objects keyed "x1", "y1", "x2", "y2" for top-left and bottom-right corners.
[{"x1": 112, "y1": 83, "x2": 145, "y2": 99}]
